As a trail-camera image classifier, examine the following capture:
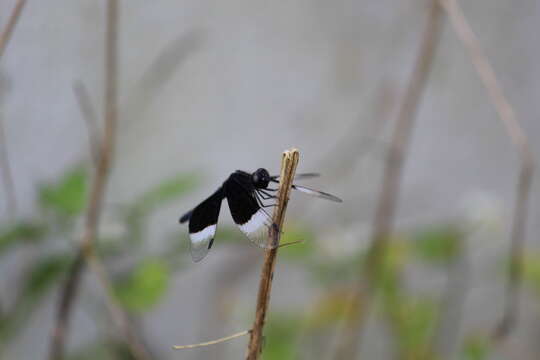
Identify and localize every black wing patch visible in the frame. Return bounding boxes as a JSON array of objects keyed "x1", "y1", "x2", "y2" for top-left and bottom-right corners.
[
  {"x1": 225, "y1": 176, "x2": 276, "y2": 248},
  {"x1": 182, "y1": 187, "x2": 224, "y2": 262}
]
